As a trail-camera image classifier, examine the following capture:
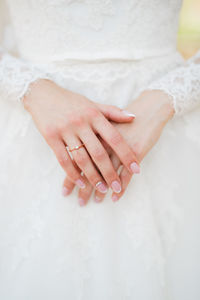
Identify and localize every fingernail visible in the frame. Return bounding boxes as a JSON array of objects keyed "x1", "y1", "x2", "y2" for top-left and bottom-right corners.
[
  {"x1": 112, "y1": 195, "x2": 118, "y2": 202},
  {"x1": 122, "y1": 110, "x2": 136, "y2": 117},
  {"x1": 111, "y1": 181, "x2": 121, "y2": 193},
  {"x1": 130, "y1": 162, "x2": 140, "y2": 174},
  {"x1": 79, "y1": 198, "x2": 85, "y2": 206},
  {"x1": 94, "y1": 196, "x2": 102, "y2": 203},
  {"x1": 62, "y1": 186, "x2": 70, "y2": 197},
  {"x1": 96, "y1": 181, "x2": 108, "y2": 194},
  {"x1": 76, "y1": 179, "x2": 86, "y2": 189}
]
